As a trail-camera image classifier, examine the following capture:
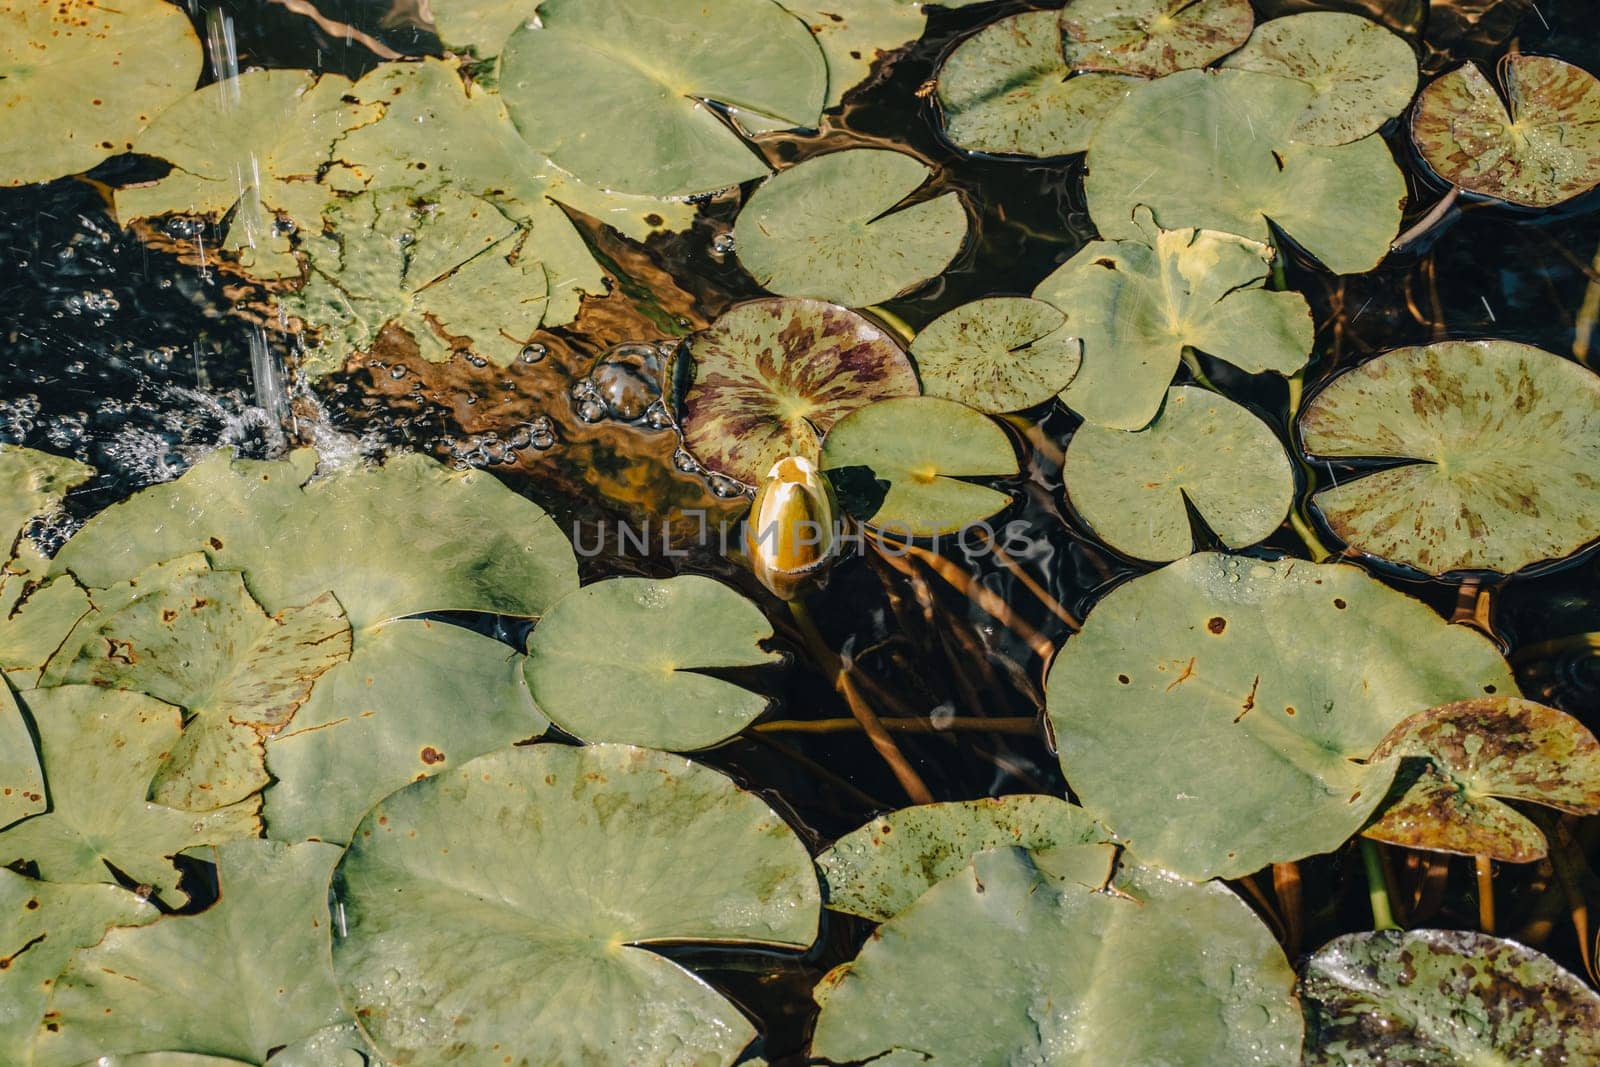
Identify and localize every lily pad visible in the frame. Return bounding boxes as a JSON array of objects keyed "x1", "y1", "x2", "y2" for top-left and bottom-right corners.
[
  {"x1": 1220, "y1": 12, "x2": 1419, "y2": 146},
  {"x1": 0, "y1": 687, "x2": 259, "y2": 906},
  {"x1": 734, "y1": 149, "x2": 968, "y2": 307},
  {"x1": 0, "y1": 572, "x2": 90, "y2": 690},
  {"x1": 677, "y1": 298, "x2": 919, "y2": 485},
  {"x1": 332, "y1": 743, "x2": 819, "y2": 1065},
  {"x1": 1061, "y1": 0, "x2": 1255, "y2": 77},
  {"x1": 910, "y1": 296, "x2": 1081, "y2": 412},
  {"x1": 1034, "y1": 208, "x2": 1313, "y2": 429},
  {"x1": 0, "y1": 0, "x2": 202, "y2": 186},
  {"x1": 811, "y1": 847, "x2": 1302, "y2": 1065},
  {"x1": 935, "y1": 12, "x2": 1136, "y2": 159},
  {"x1": 1299, "y1": 929, "x2": 1600, "y2": 1065},
  {"x1": 1298, "y1": 340, "x2": 1600, "y2": 575},
  {"x1": 0, "y1": 446, "x2": 92, "y2": 551},
  {"x1": 783, "y1": 0, "x2": 925, "y2": 109},
  {"x1": 820, "y1": 396, "x2": 1018, "y2": 537},
  {"x1": 1044, "y1": 553, "x2": 1516, "y2": 879},
  {"x1": 816, "y1": 796, "x2": 1114, "y2": 921},
  {"x1": 33, "y1": 840, "x2": 349, "y2": 1067},
  {"x1": 499, "y1": 0, "x2": 827, "y2": 197},
  {"x1": 1412, "y1": 54, "x2": 1600, "y2": 208},
  {"x1": 1063, "y1": 386, "x2": 1295, "y2": 561},
  {"x1": 0, "y1": 686, "x2": 44, "y2": 829},
  {"x1": 1363, "y1": 697, "x2": 1600, "y2": 862},
  {"x1": 524, "y1": 576, "x2": 780, "y2": 751},
  {"x1": 1084, "y1": 68, "x2": 1407, "y2": 276},
  {"x1": 264, "y1": 1023, "x2": 385, "y2": 1067}
]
